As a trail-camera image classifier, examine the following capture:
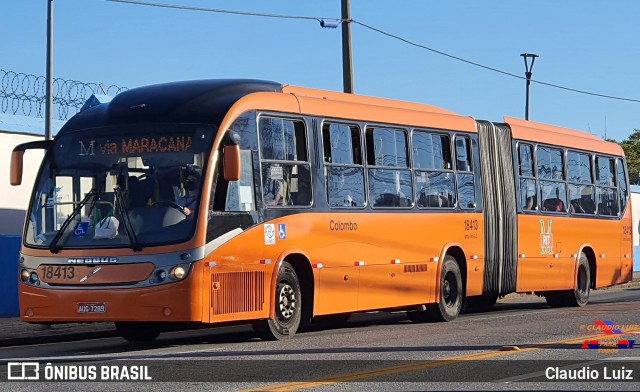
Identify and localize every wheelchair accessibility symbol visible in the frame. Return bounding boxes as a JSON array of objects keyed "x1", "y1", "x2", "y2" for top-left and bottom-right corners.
[
  {"x1": 74, "y1": 222, "x2": 89, "y2": 237},
  {"x1": 278, "y1": 224, "x2": 286, "y2": 240}
]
